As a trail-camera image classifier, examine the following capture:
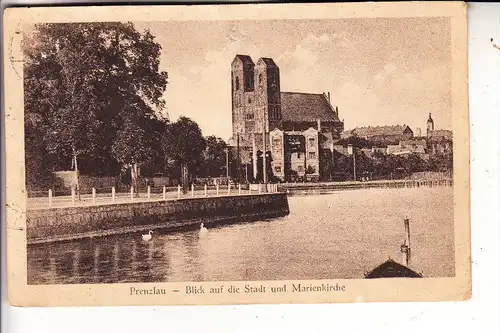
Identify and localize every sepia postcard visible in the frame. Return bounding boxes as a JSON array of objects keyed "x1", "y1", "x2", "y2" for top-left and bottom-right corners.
[{"x1": 3, "y1": 2, "x2": 470, "y2": 306}]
